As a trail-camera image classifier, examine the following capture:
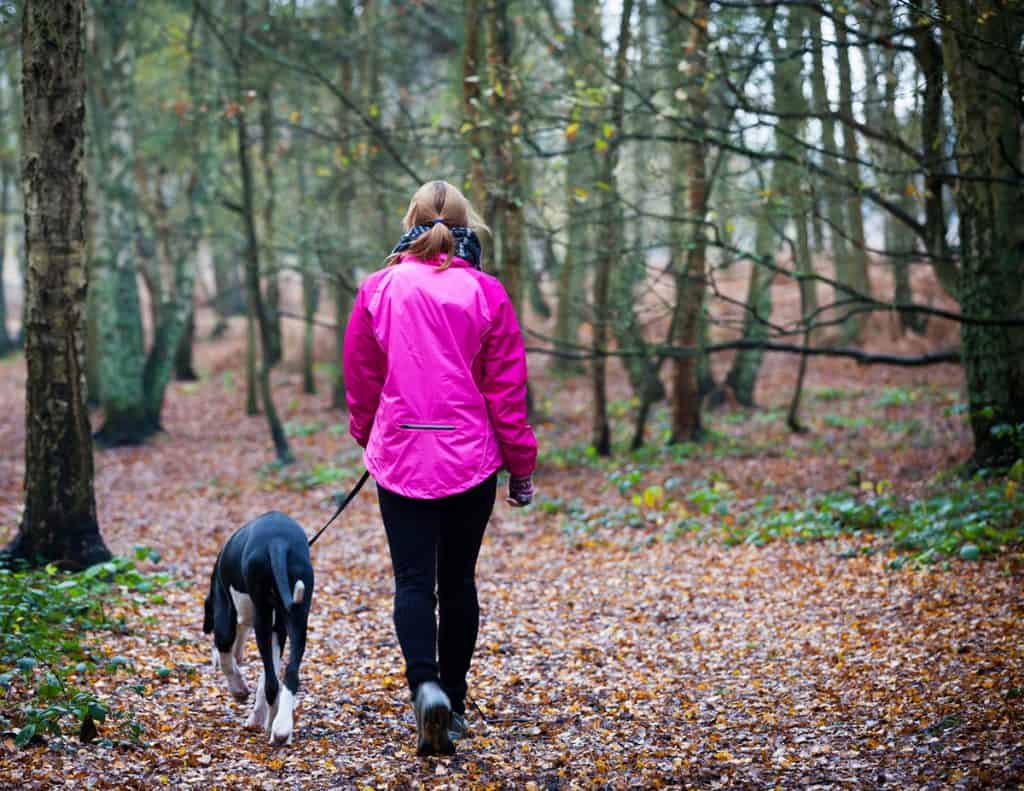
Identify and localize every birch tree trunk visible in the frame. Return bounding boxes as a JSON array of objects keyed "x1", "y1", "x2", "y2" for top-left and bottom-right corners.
[
  {"x1": 92, "y1": 0, "x2": 149, "y2": 445},
  {"x1": 7, "y1": 0, "x2": 110, "y2": 568}
]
